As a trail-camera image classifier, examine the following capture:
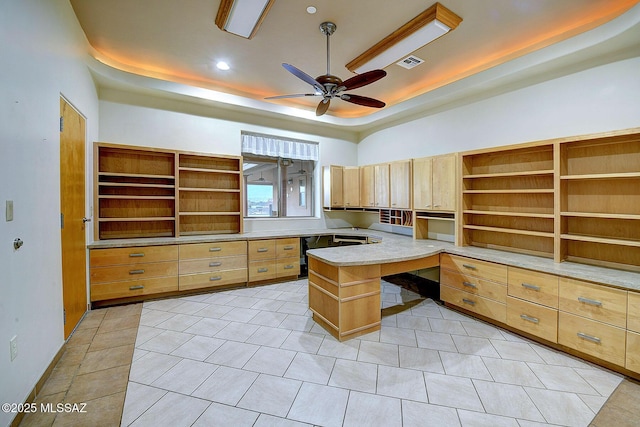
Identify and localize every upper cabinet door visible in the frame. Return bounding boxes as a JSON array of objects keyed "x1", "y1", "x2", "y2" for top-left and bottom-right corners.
[
  {"x1": 432, "y1": 154, "x2": 456, "y2": 211},
  {"x1": 343, "y1": 166, "x2": 360, "y2": 207},
  {"x1": 390, "y1": 160, "x2": 412, "y2": 209},
  {"x1": 412, "y1": 157, "x2": 433, "y2": 210},
  {"x1": 374, "y1": 163, "x2": 390, "y2": 208},
  {"x1": 323, "y1": 165, "x2": 343, "y2": 208},
  {"x1": 360, "y1": 165, "x2": 376, "y2": 207}
]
